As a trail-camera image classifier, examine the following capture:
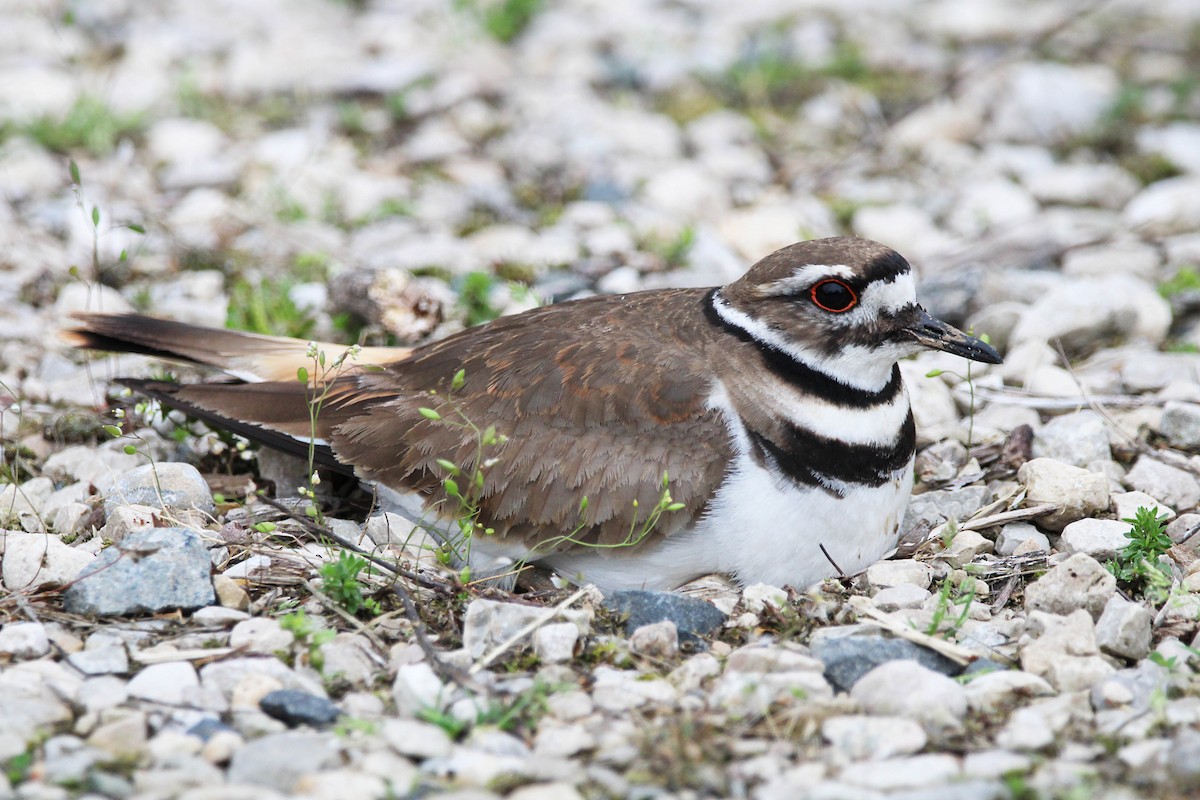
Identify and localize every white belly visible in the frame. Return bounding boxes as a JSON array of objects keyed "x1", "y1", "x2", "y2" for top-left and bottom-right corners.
[{"x1": 542, "y1": 453, "x2": 914, "y2": 592}]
